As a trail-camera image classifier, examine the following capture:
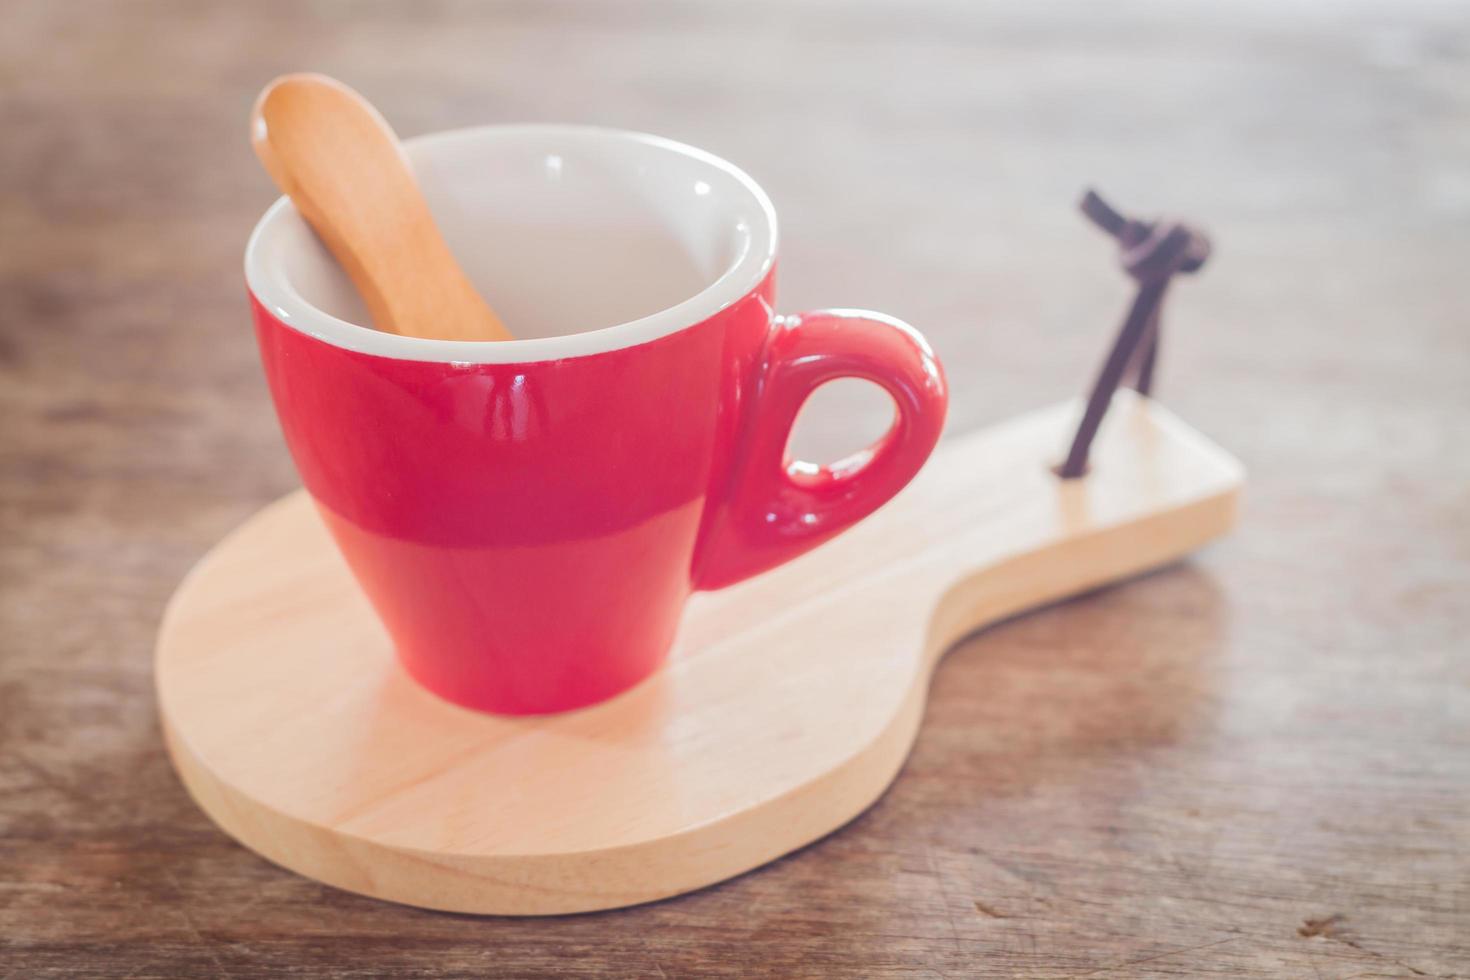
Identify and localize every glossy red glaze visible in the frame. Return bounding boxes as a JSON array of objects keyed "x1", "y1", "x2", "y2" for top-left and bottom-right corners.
[{"x1": 251, "y1": 274, "x2": 946, "y2": 715}]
